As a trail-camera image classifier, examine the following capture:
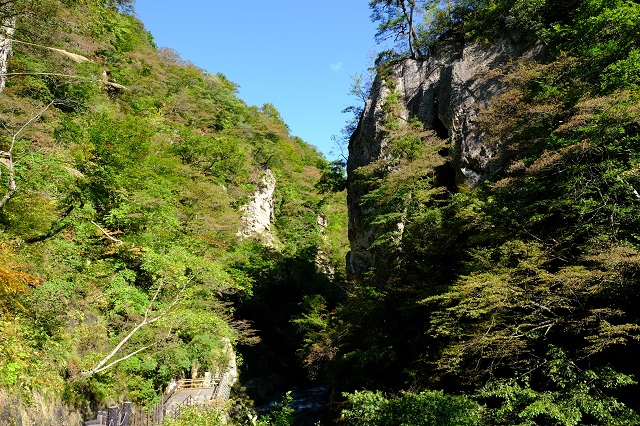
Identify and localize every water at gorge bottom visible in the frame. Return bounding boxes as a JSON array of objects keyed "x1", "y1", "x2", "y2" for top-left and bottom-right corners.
[{"x1": 258, "y1": 386, "x2": 331, "y2": 425}]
